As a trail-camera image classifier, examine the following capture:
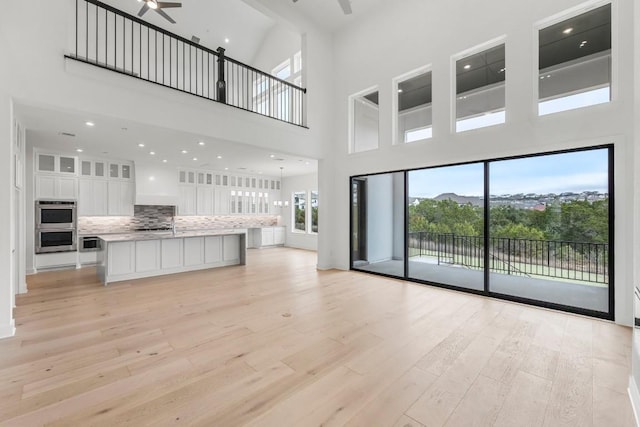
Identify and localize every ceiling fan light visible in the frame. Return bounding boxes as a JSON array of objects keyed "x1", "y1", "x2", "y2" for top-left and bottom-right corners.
[{"x1": 147, "y1": 1, "x2": 158, "y2": 10}]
